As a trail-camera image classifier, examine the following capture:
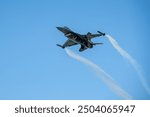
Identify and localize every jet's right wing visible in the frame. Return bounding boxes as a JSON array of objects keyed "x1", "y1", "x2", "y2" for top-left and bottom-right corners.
[{"x1": 63, "y1": 39, "x2": 77, "y2": 47}]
